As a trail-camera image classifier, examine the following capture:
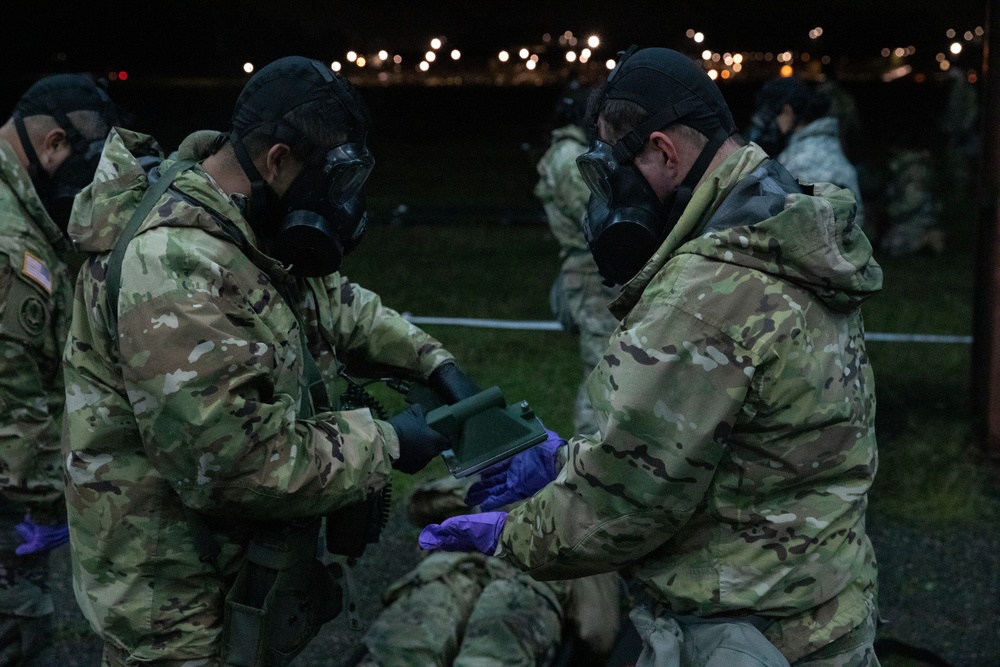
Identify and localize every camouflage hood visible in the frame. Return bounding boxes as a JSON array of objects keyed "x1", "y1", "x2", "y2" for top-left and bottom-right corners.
[
  {"x1": 68, "y1": 128, "x2": 248, "y2": 255},
  {"x1": 613, "y1": 143, "x2": 882, "y2": 317}
]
